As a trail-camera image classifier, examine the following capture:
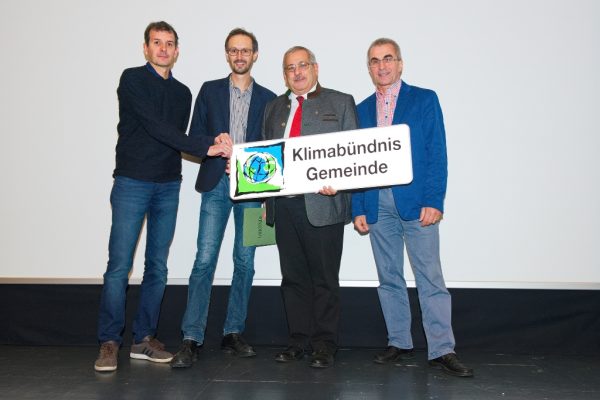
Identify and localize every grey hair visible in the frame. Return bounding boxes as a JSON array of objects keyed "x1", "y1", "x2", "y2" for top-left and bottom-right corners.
[
  {"x1": 367, "y1": 38, "x2": 402, "y2": 64},
  {"x1": 282, "y1": 46, "x2": 317, "y2": 70}
]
